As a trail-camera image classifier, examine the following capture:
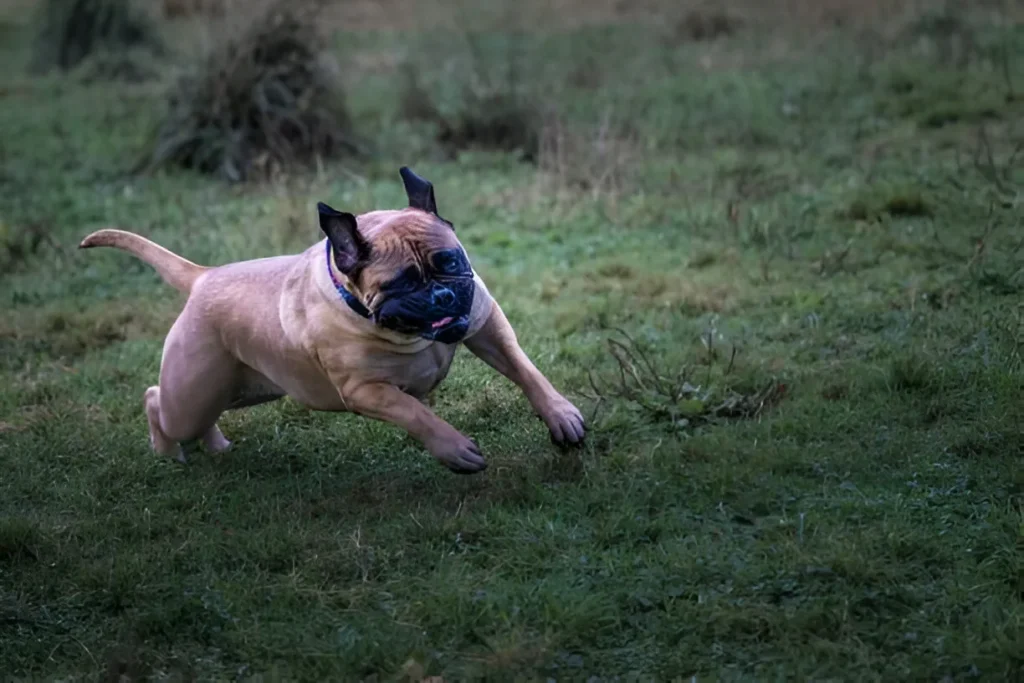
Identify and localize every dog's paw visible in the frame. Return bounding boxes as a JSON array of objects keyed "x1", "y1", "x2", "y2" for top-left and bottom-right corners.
[
  {"x1": 202, "y1": 425, "x2": 232, "y2": 454},
  {"x1": 428, "y1": 432, "x2": 489, "y2": 474},
  {"x1": 539, "y1": 395, "x2": 586, "y2": 447},
  {"x1": 149, "y1": 433, "x2": 187, "y2": 463}
]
